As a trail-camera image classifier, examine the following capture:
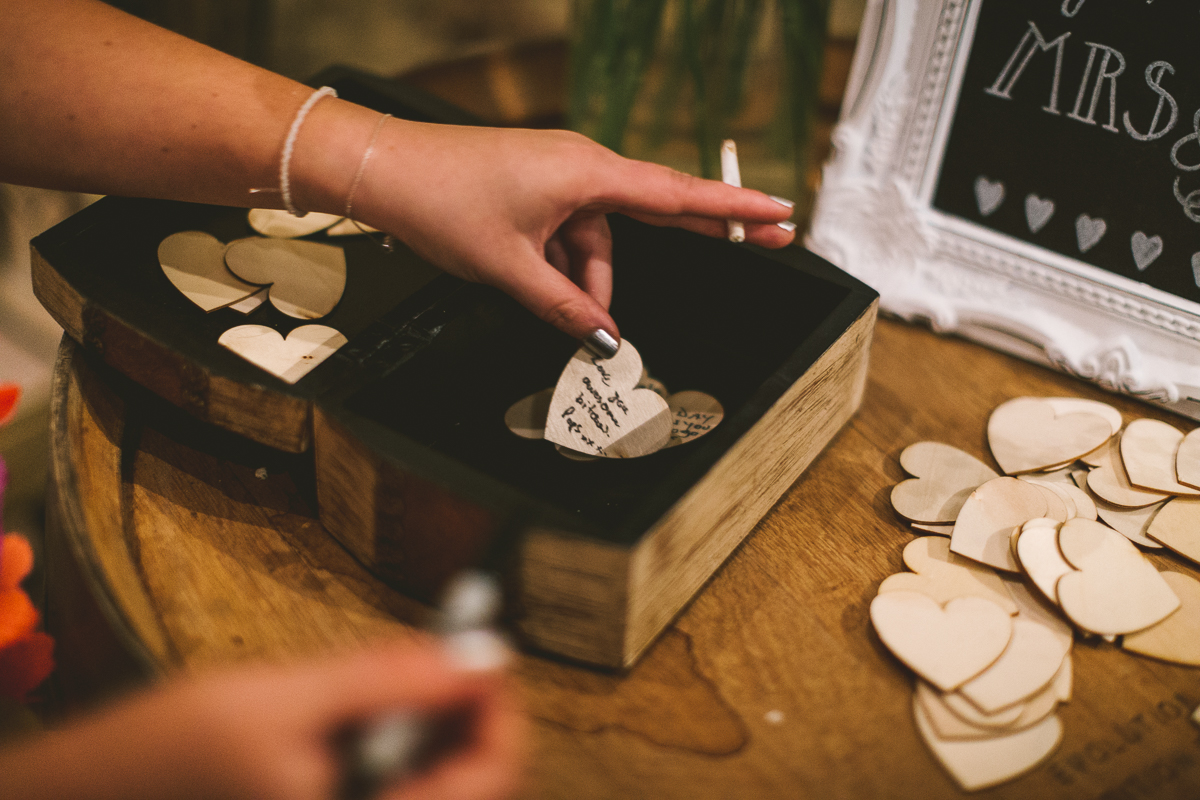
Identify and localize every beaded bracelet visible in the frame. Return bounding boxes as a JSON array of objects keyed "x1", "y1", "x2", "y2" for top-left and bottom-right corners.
[{"x1": 280, "y1": 85, "x2": 338, "y2": 217}]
